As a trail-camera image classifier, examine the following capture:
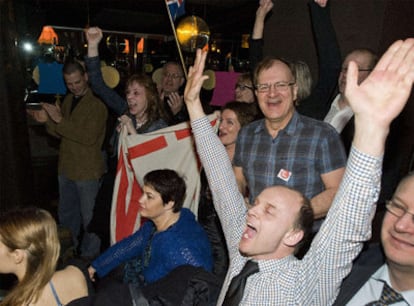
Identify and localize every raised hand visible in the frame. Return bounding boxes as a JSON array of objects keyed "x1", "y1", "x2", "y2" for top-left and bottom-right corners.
[
  {"x1": 85, "y1": 27, "x2": 103, "y2": 57},
  {"x1": 85, "y1": 27, "x2": 103, "y2": 45},
  {"x1": 253, "y1": 0, "x2": 274, "y2": 39},
  {"x1": 166, "y1": 92, "x2": 184, "y2": 115},
  {"x1": 257, "y1": 0, "x2": 274, "y2": 19},
  {"x1": 314, "y1": 0, "x2": 328, "y2": 8},
  {"x1": 184, "y1": 49, "x2": 209, "y2": 120},
  {"x1": 346, "y1": 38, "x2": 414, "y2": 155}
]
